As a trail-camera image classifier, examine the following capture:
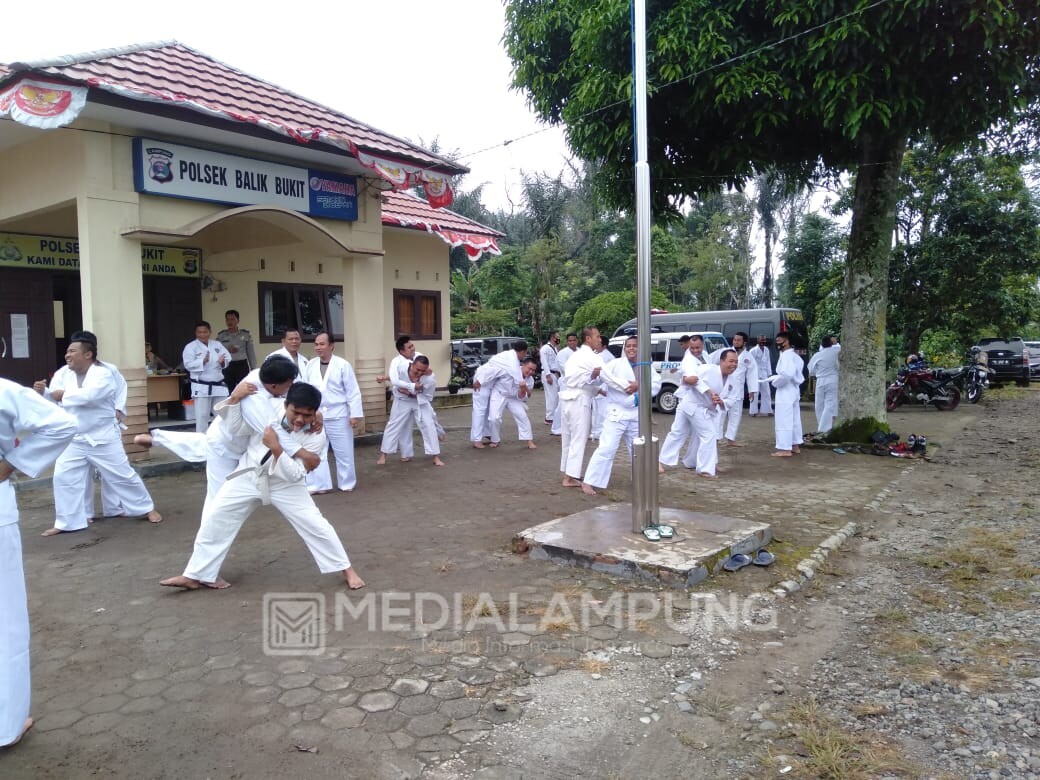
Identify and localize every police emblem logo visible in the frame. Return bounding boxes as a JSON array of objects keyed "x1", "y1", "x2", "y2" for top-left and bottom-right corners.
[{"x1": 146, "y1": 147, "x2": 175, "y2": 184}]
